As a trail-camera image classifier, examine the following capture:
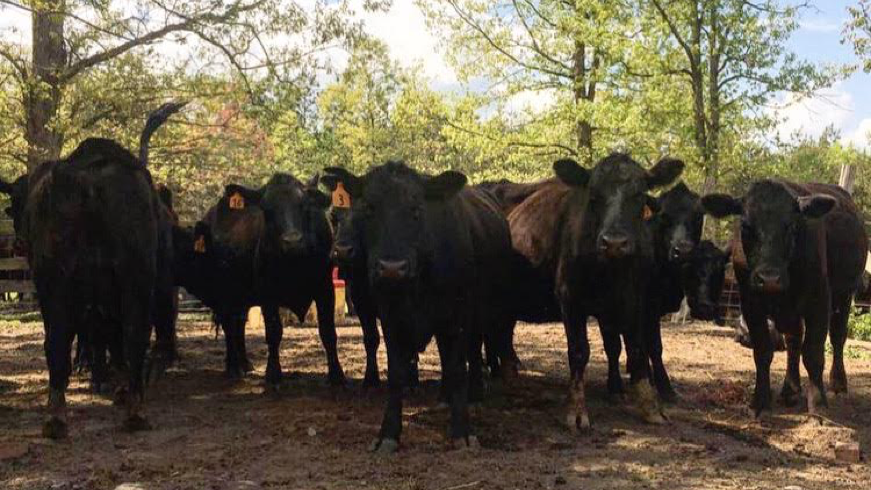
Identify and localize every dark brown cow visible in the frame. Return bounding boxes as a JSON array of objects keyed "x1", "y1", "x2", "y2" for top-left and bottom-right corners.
[{"x1": 703, "y1": 180, "x2": 868, "y2": 416}]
